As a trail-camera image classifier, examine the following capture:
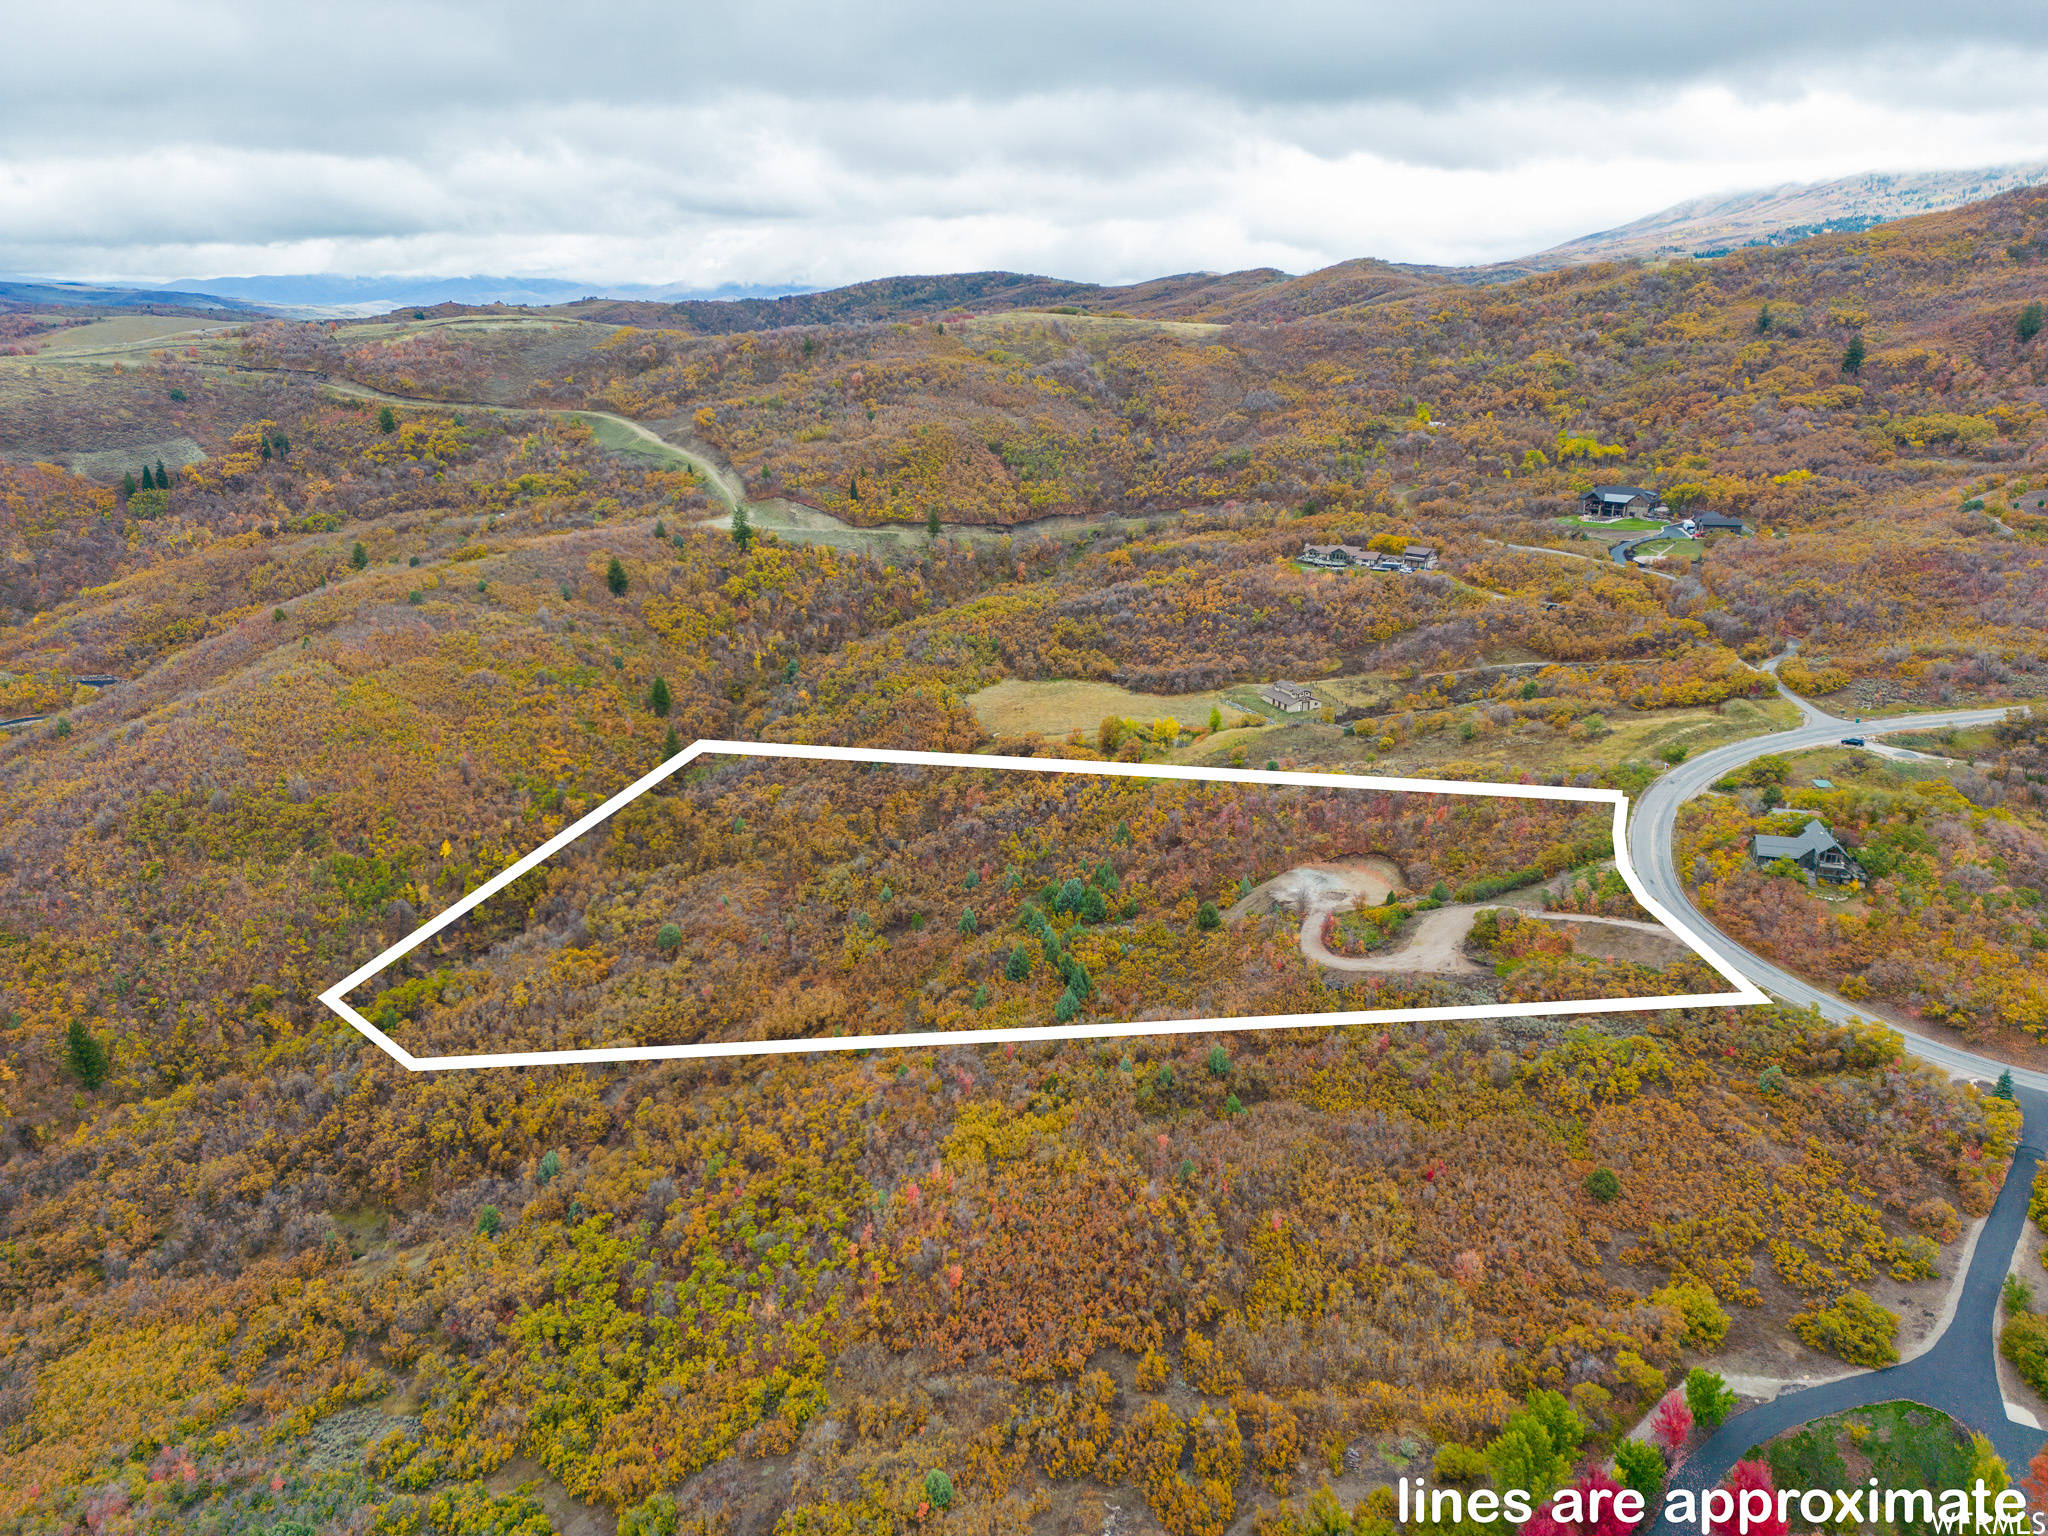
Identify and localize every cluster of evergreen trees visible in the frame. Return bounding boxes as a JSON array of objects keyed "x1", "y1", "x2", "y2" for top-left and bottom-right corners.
[
  {"x1": 120, "y1": 460, "x2": 170, "y2": 497},
  {"x1": 1010, "y1": 860, "x2": 1133, "y2": 1021}
]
